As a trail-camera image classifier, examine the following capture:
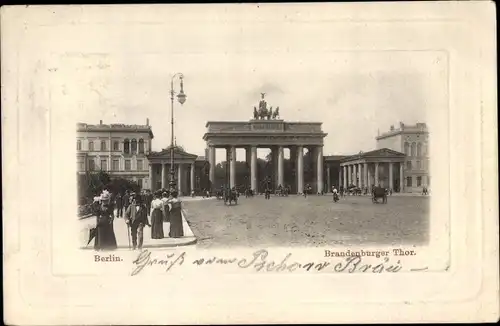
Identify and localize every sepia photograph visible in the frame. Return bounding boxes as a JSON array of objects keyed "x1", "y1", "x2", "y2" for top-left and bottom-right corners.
[{"x1": 2, "y1": 2, "x2": 497, "y2": 324}]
